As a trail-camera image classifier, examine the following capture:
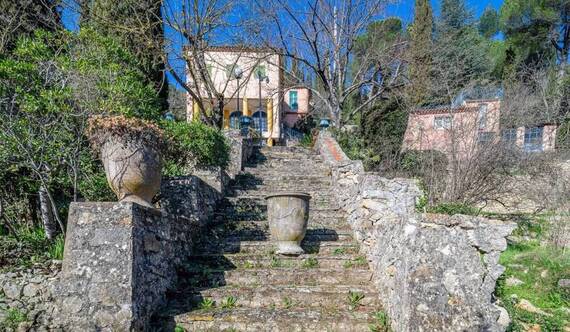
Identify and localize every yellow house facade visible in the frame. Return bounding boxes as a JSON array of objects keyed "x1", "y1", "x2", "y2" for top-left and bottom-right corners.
[{"x1": 186, "y1": 46, "x2": 310, "y2": 144}]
